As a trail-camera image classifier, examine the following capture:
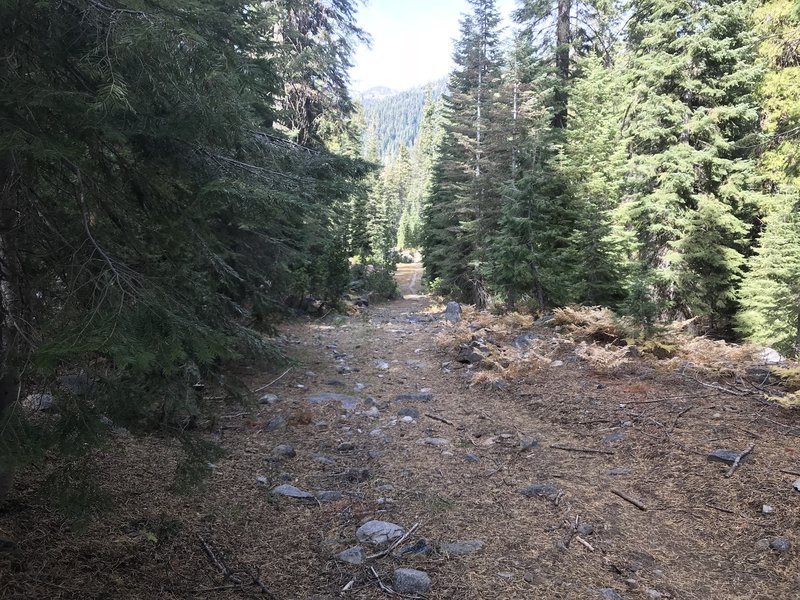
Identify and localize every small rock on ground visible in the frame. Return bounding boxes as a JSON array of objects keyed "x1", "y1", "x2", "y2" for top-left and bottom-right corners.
[
  {"x1": 259, "y1": 394, "x2": 279, "y2": 404},
  {"x1": 307, "y1": 392, "x2": 360, "y2": 411},
  {"x1": 418, "y1": 437, "x2": 449, "y2": 446},
  {"x1": 521, "y1": 483, "x2": 560, "y2": 499},
  {"x1": 398, "y1": 407, "x2": 420, "y2": 418},
  {"x1": 599, "y1": 588, "x2": 625, "y2": 600},
  {"x1": 397, "y1": 538, "x2": 434, "y2": 557},
  {"x1": 393, "y1": 569, "x2": 431, "y2": 595},
  {"x1": 443, "y1": 301, "x2": 462, "y2": 323},
  {"x1": 464, "y1": 453, "x2": 480, "y2": 462},
  {"x1": 769, "y1": 537, "x2": 791, "y2": 553},
  {"x1": 271, "y1": 444, "x2": 296, "y2": 459},
  {"x1": 356, "y1": 520, "x2": 405, "y2": 546},
  {"x1": 335, "y1": 546, "x2": 364, "y2": 565},
  {"x1": 264, "y1": 415, "x2": 287, "y2": 432},
  {"x1": 708, "y1": 449, "x2": 751, "y2": 464},
  {"x1": 23, "y1": 393, "x2": 56, "y2": 412},
  {"x1": 271, "y1": 484, "x2": 314, "y2": 499}
]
